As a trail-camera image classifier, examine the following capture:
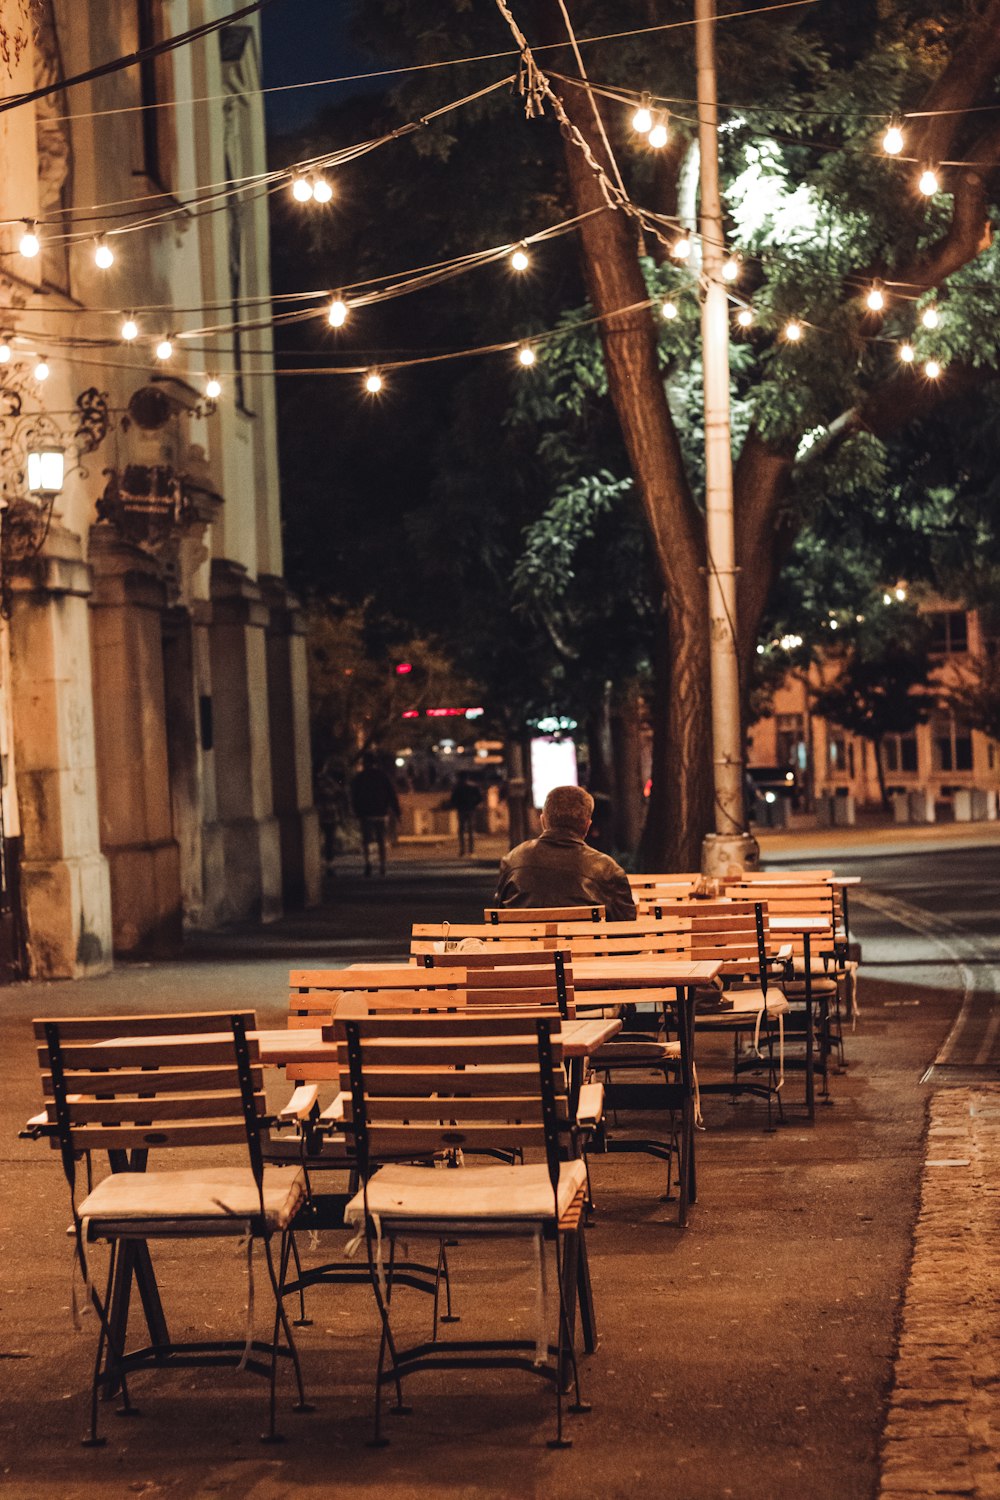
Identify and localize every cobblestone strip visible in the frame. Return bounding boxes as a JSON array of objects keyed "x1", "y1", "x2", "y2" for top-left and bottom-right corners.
[{"x1": 879, "y1": 1087, "x2": 1000, "y2": 1500}]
